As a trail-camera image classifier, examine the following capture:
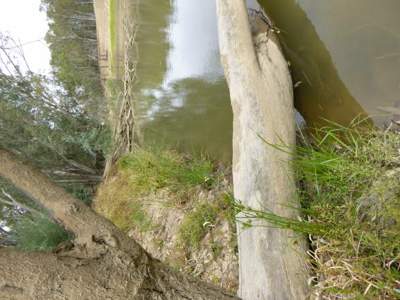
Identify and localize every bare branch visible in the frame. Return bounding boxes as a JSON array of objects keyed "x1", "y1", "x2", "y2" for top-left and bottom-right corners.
[{"x1": 0, "y1": 189, "x2": 46, "y2": 218}]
